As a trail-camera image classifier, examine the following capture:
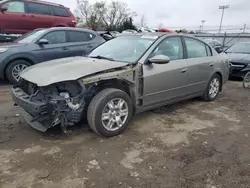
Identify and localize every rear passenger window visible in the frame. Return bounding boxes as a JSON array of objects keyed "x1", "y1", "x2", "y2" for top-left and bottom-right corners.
[
  {"x1": 185, "y1": 38, "x2": 207, "y2": 58},
  {"x1": 51, "y1": 6, "x2": 70, "y2": 17},
  {"x1": 3, "y1": 1, "x2": 25, "y2": 13},
  {"x1": 42, "y1": 31, "x2": 66, "y2": 44},
  {"x1": 26, "y1": 2, "x2": 51, "y2": 15},
  {"x1": 68, "y1": 31, "x2": 95, "y2": 42},
  {"x1": 206, "y1": 45, "x2": 212, "y2": 56}
]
